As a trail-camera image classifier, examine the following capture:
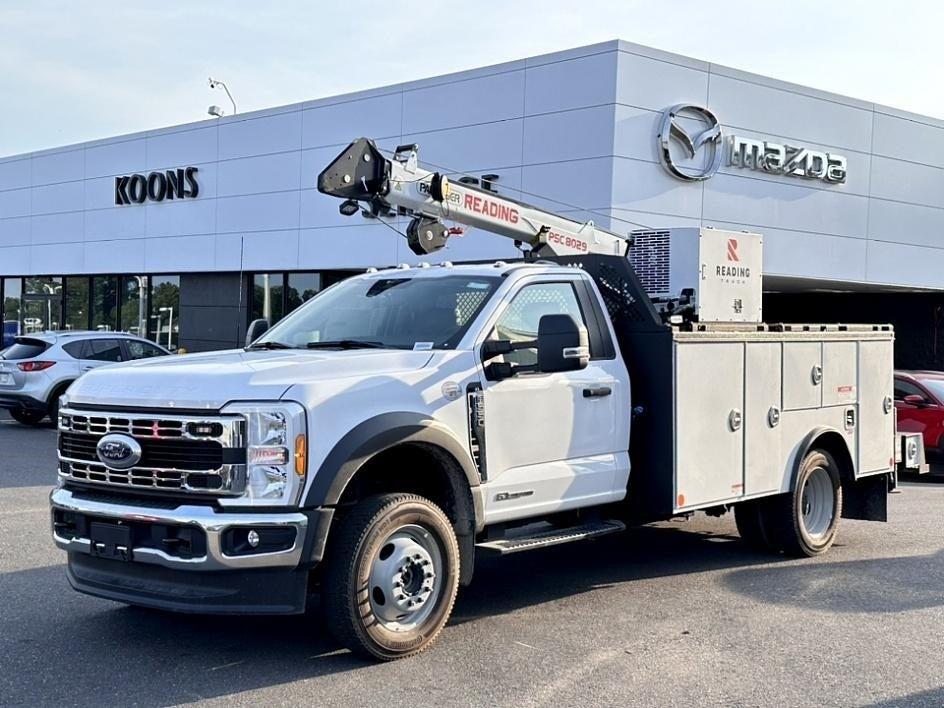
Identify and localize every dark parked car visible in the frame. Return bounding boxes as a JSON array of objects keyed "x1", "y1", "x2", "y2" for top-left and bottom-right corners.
[
  {"x1": 2, "y1": 320, "x2": 18, "y2": 349},
  {"x1": 894, "y1": 370, "x2": 944, "y2": 457}
]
